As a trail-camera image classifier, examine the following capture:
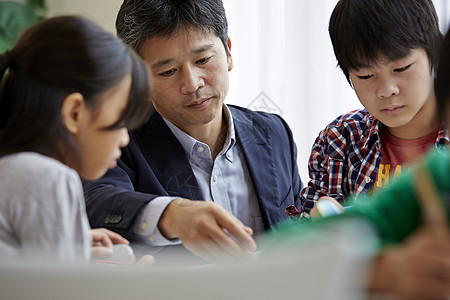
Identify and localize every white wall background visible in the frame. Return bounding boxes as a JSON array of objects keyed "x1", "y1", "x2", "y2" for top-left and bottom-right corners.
[
  {"x1": 46, "y1": 0, "x2": 123, "y2": 32},
  {"x1": 47, "y1": 0, "x2": 450, "y2": 182}
]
